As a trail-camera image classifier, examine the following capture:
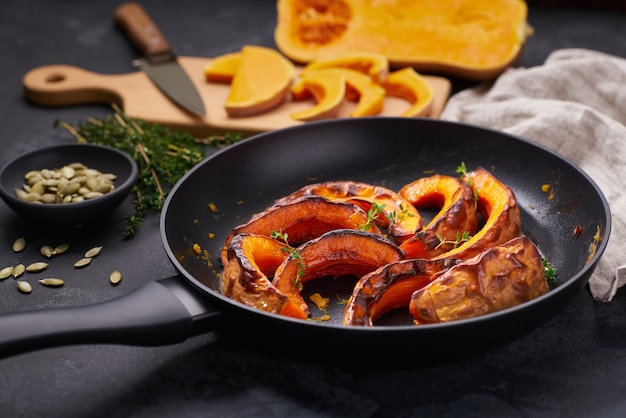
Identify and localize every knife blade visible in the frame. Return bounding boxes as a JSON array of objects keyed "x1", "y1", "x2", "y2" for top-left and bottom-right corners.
[{"x1": 114, "y1": 2, "x2": 206, "y2": 117}]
